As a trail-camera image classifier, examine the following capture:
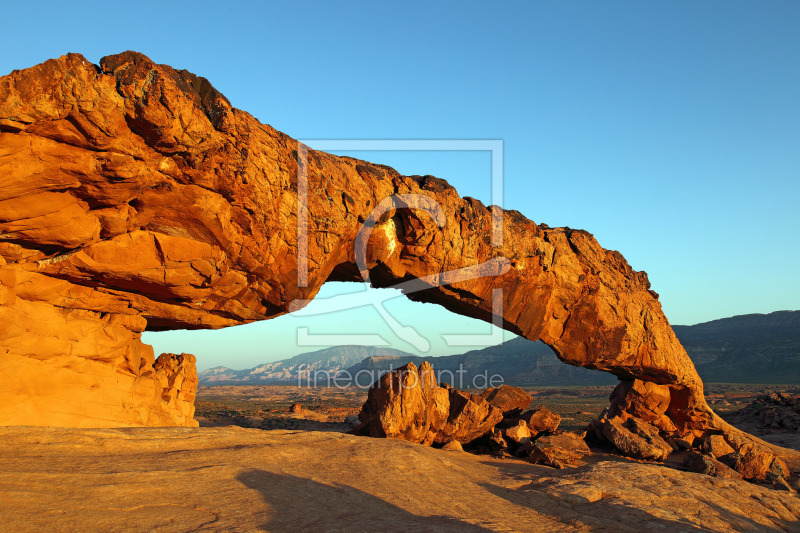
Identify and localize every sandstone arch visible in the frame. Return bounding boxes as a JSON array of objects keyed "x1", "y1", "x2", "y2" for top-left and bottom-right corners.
[{"x1": 0, "y1": 52, "x2": 794, "y2": 473}]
